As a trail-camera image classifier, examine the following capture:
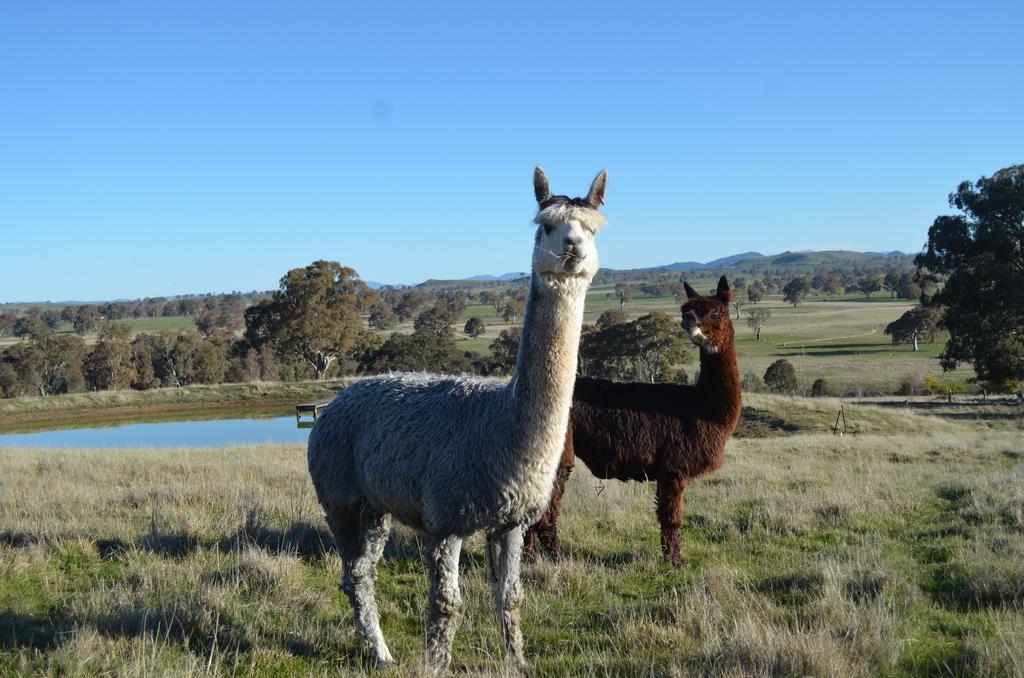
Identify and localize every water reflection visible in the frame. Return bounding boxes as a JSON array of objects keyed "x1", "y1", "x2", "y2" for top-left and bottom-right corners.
[{"x1": 0, "y1": 416, "x2": 310, "y2": 448}]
